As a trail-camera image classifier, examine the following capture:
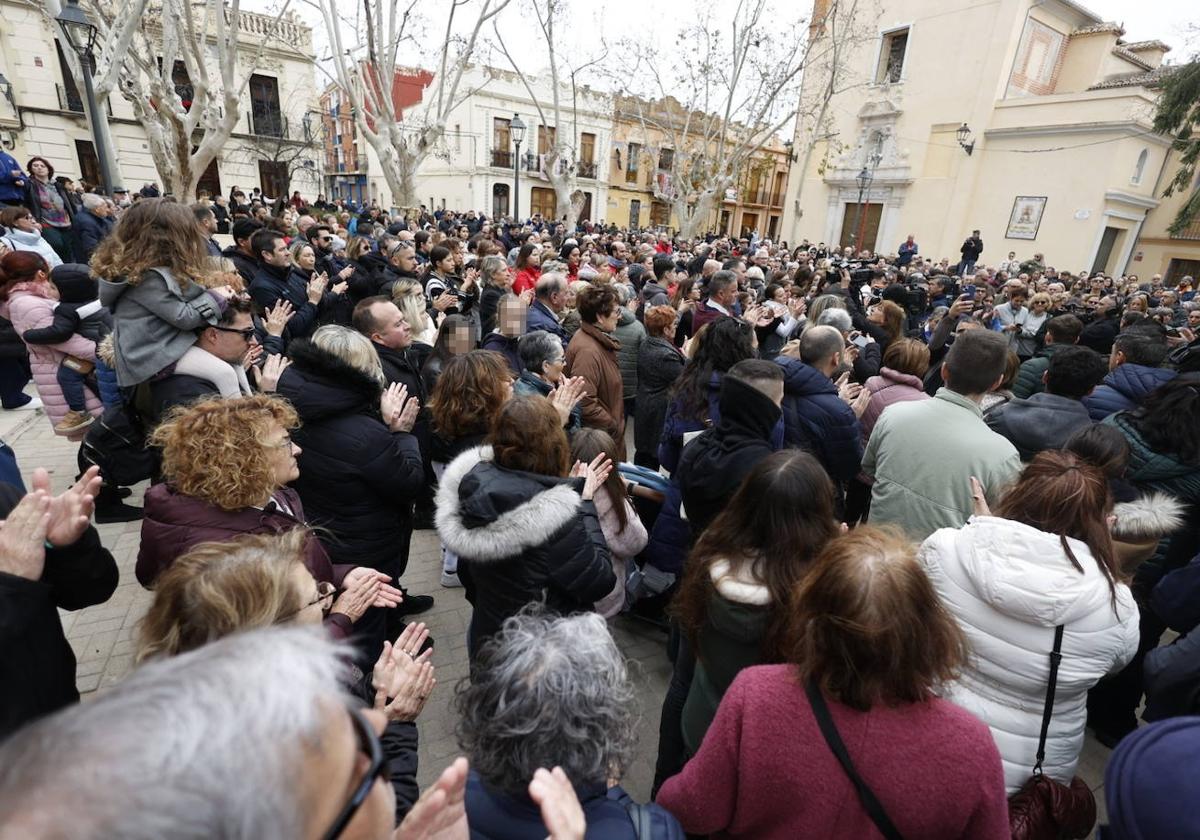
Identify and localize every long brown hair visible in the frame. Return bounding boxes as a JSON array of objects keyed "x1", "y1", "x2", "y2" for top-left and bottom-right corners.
[
  {"x1": 789, "y1": 526, "x2": 969, "y2": 711},
  {"x1": 90, "y1": 198, "x2": 212, "y2": 286},
  {"x1": 569, "y1": 428, "x2": 627, "y2": 529},
  {"x1": 673, "y1": 451, "x2": 841, "y2": 661},
  {"x1": 428, "y1": 350, "x2": 512, "y2": 441},
  {"x1": 994, "y1": 450, "x2": 1122, "y2": 606},
  {"x1": 0, "y1": 251, "x2": 50, "y2": 301},
  {"x1": 488, "y1": 395, "x2": 569, "y2": 477}
]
